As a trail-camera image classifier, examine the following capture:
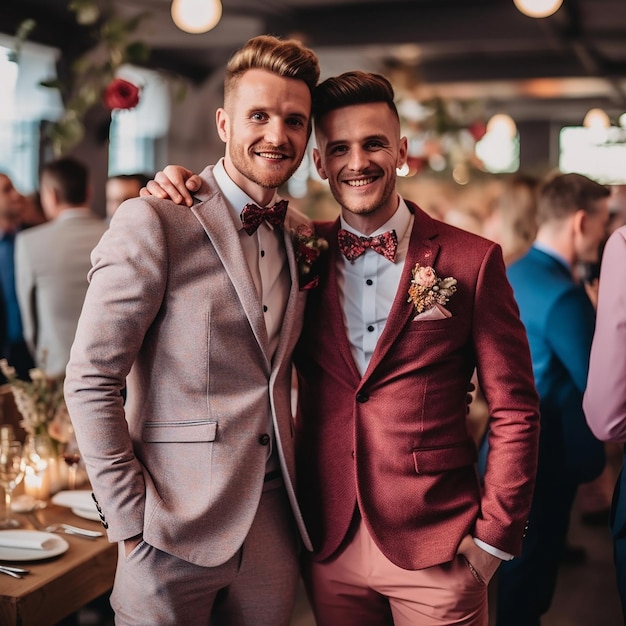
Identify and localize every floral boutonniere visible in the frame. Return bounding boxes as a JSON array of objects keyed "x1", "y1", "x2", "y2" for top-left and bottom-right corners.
[
  {"x1": 291, "y1": 224, "x2": 328, "y2": 291},
  {"x1": 407, "y1": 263, "x2": 457, "y2": 314}
]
